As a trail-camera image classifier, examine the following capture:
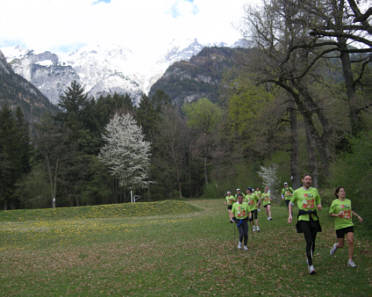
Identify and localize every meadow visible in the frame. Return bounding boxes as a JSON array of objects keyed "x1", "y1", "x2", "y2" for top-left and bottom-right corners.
[{"x1": 0, "y1": 199, "x2": 371, "y2": 297}]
